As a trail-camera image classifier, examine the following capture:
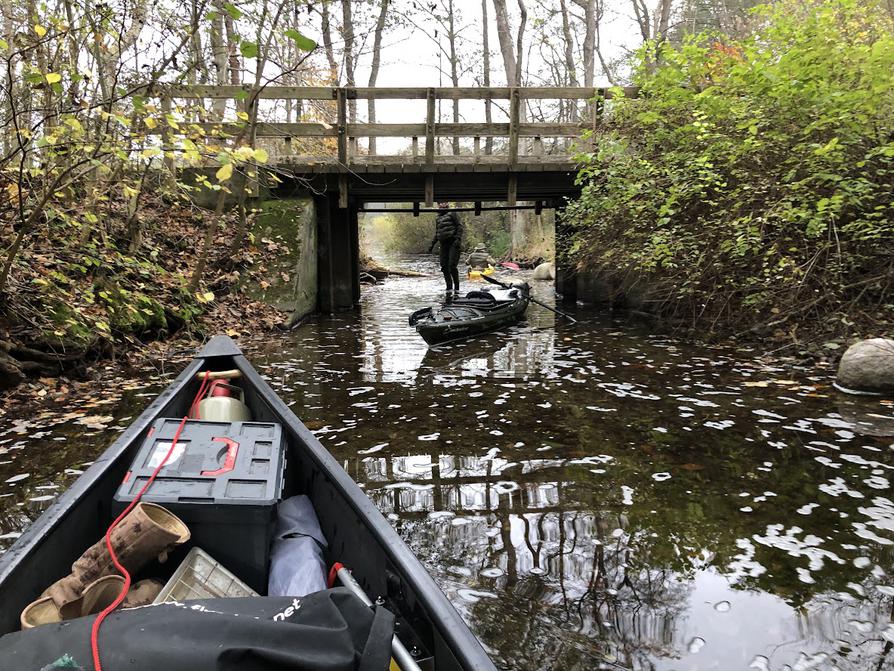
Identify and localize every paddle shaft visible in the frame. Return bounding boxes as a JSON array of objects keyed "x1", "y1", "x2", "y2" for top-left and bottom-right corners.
[{"x1": 482, "y1": 275, "x2": 578, "y2": 324}]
